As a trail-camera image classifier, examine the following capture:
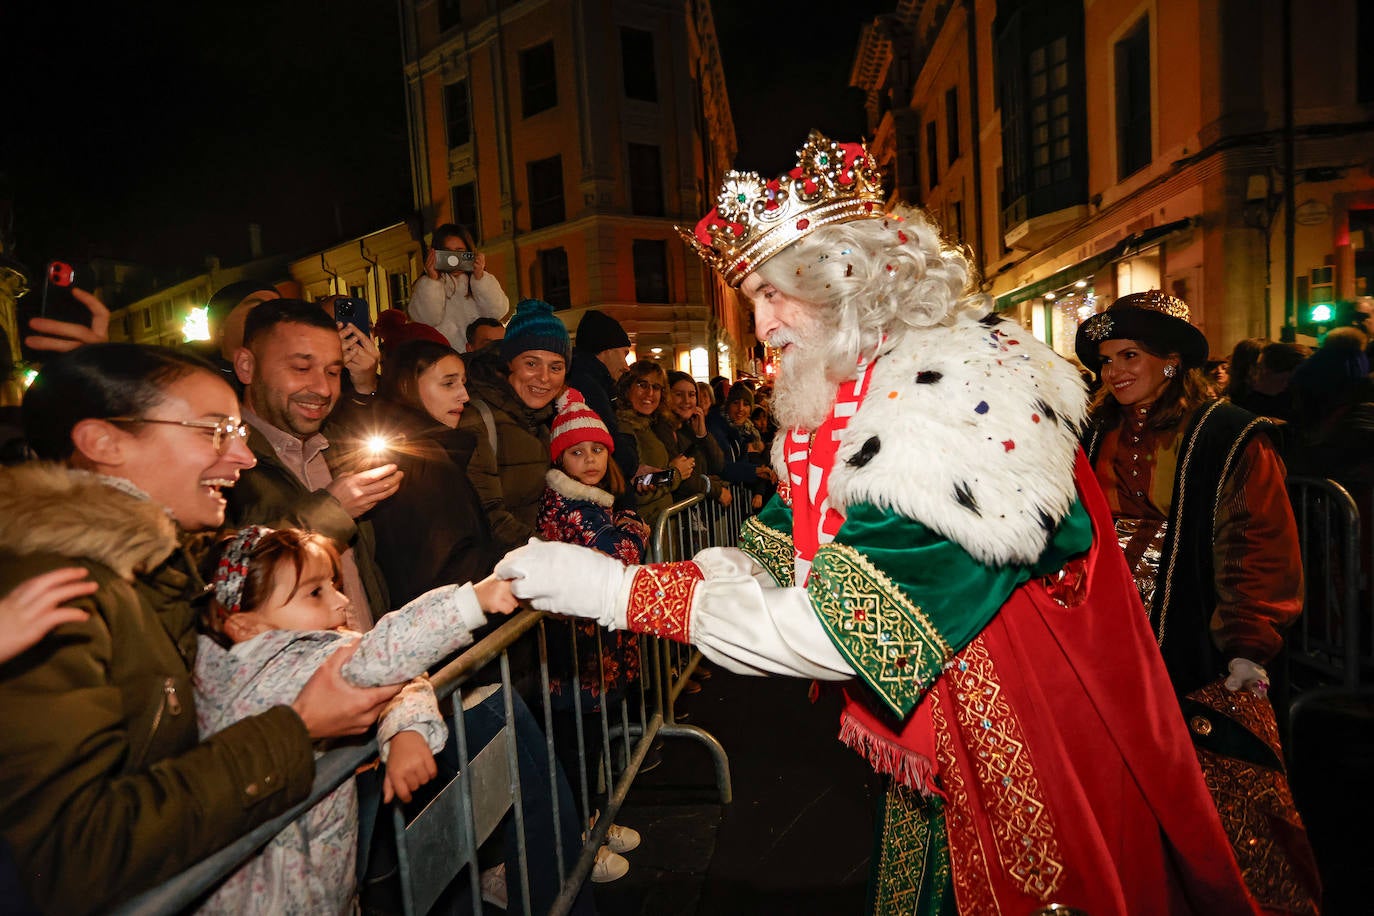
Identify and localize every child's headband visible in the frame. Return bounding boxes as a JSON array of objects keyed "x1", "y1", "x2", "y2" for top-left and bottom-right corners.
[{"x1": 212, "y1": 525, "x2": 273, "y2": 617}]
